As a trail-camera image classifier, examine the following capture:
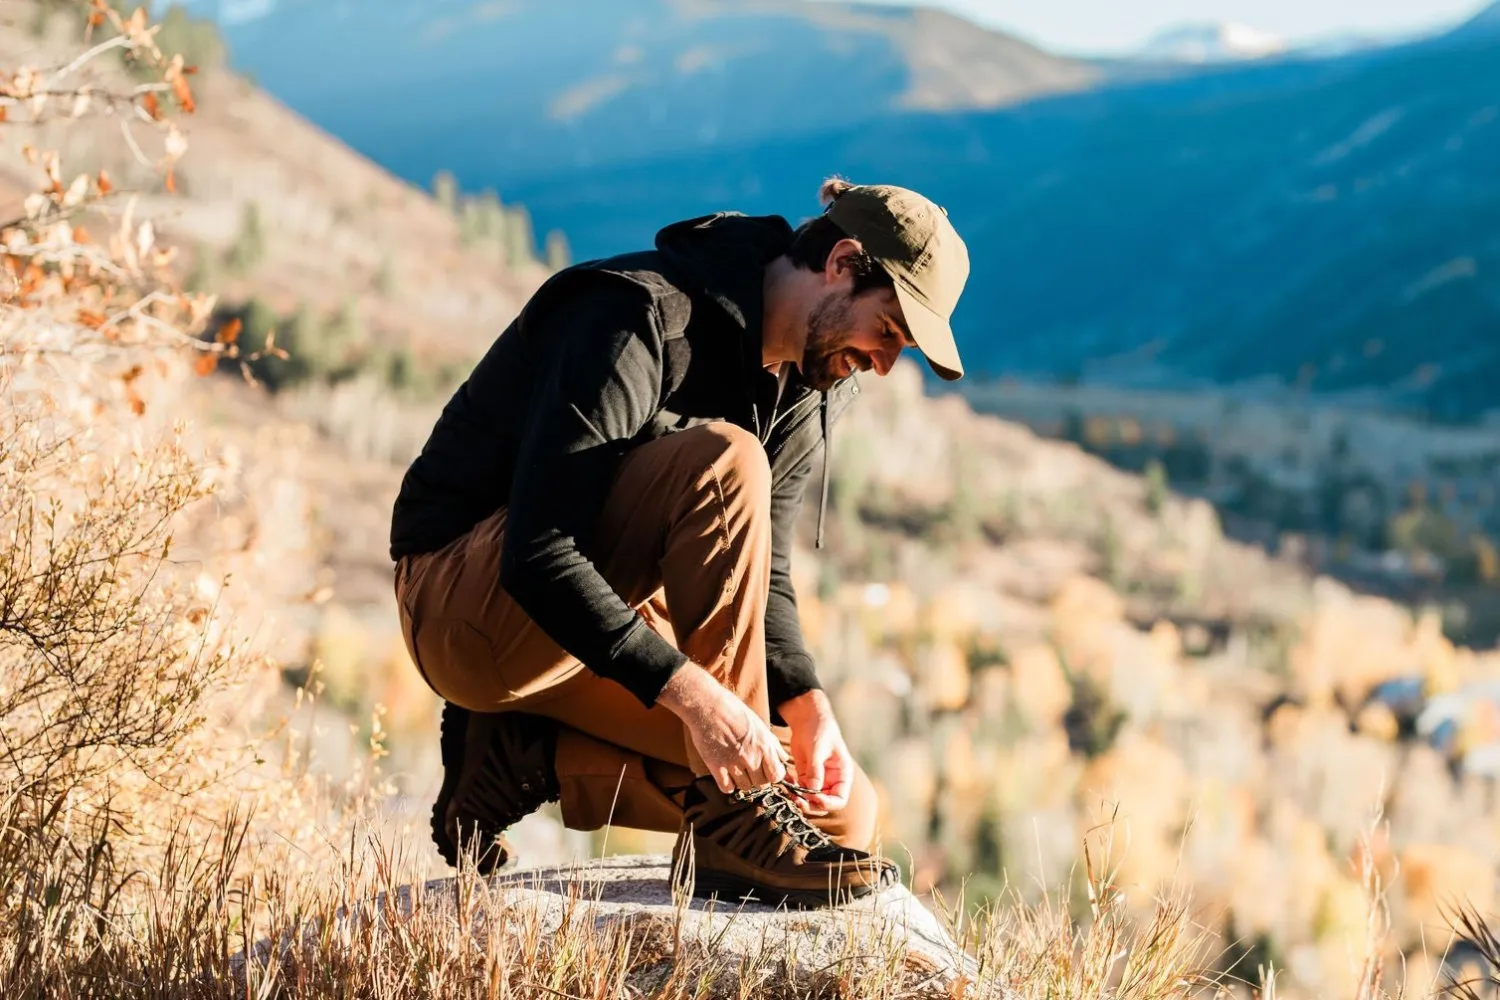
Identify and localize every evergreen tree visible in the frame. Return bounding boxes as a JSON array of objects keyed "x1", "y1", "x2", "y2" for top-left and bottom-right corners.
[
  {"x1": 545, "y1": 229, "x2": 572, "y2": 272},
  {"x1": 1144, "y1": 458, "x2": 1168, "y2": 517},
  {"x1": 503, "y1": 205, "x2": 537, "y2": 269},
  {"x1": 431, "y1": 170, "x2": 458, "y2": 215},
  {"x1": 224, "y1": 201, "x2": 266, "y2": 277}
]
